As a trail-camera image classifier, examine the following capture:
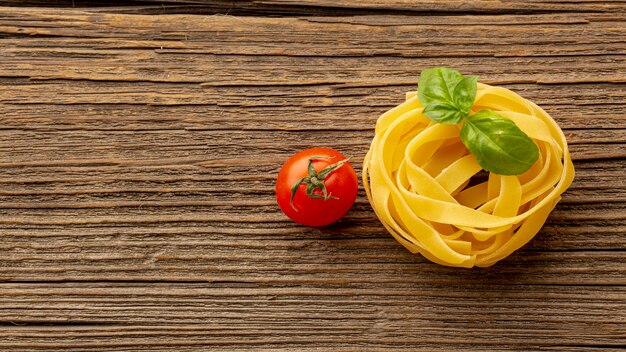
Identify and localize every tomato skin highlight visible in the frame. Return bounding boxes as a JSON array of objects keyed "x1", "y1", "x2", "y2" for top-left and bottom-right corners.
[{"x1": 276, "y1": 148, "x2": 358, "y2": 227}]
